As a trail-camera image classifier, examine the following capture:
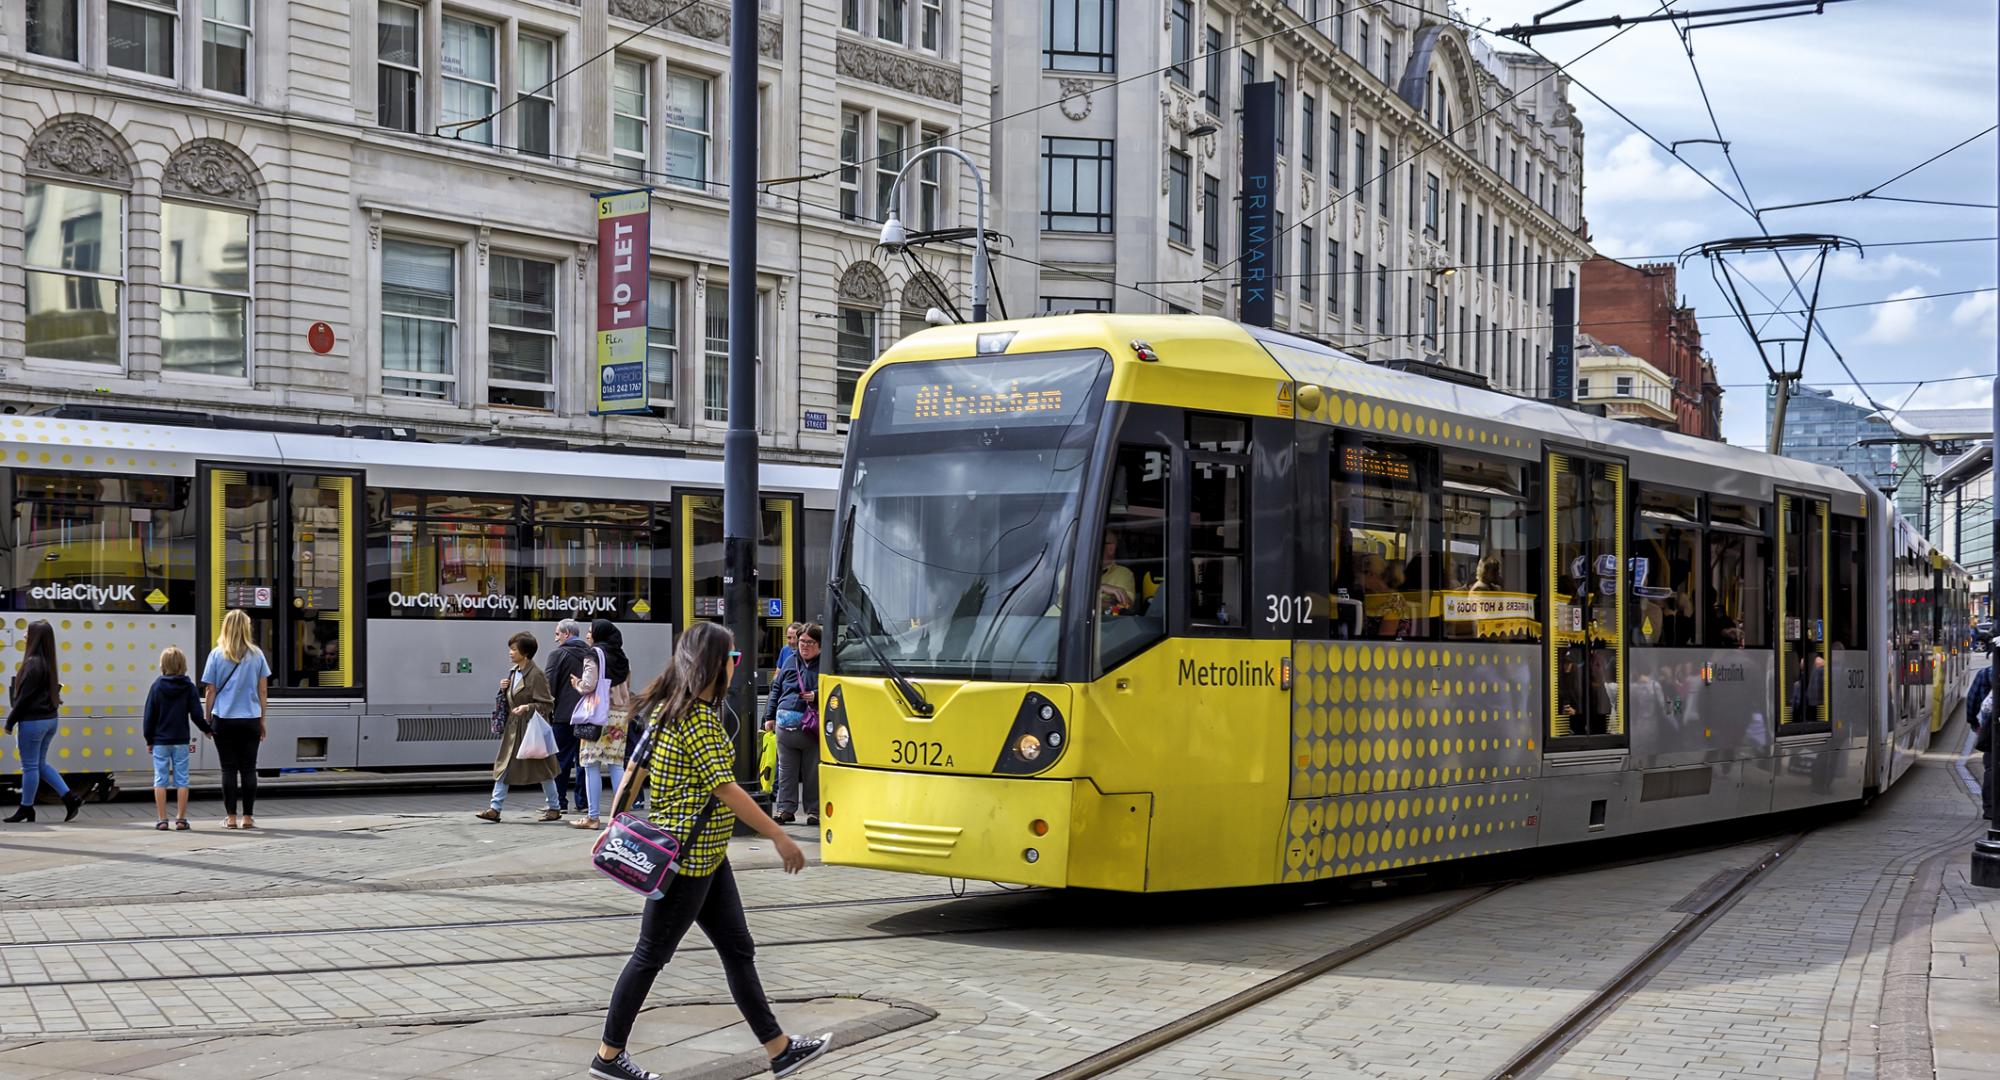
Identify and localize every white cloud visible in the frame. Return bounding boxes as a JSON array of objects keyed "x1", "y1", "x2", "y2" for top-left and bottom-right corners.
[
  {"x1": 1732, "y1": 250, "x2": 1941, "y2": 288},
  {"x1": 1587, "y1": 133, "x2": 1733, "y2": 206},
  {"x1": 1951, "y1": 292, "x2": 1998, "y2": 337},
  {"x1": 1857, "y1": 286, "x2": 1932, "y2": 345}
]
